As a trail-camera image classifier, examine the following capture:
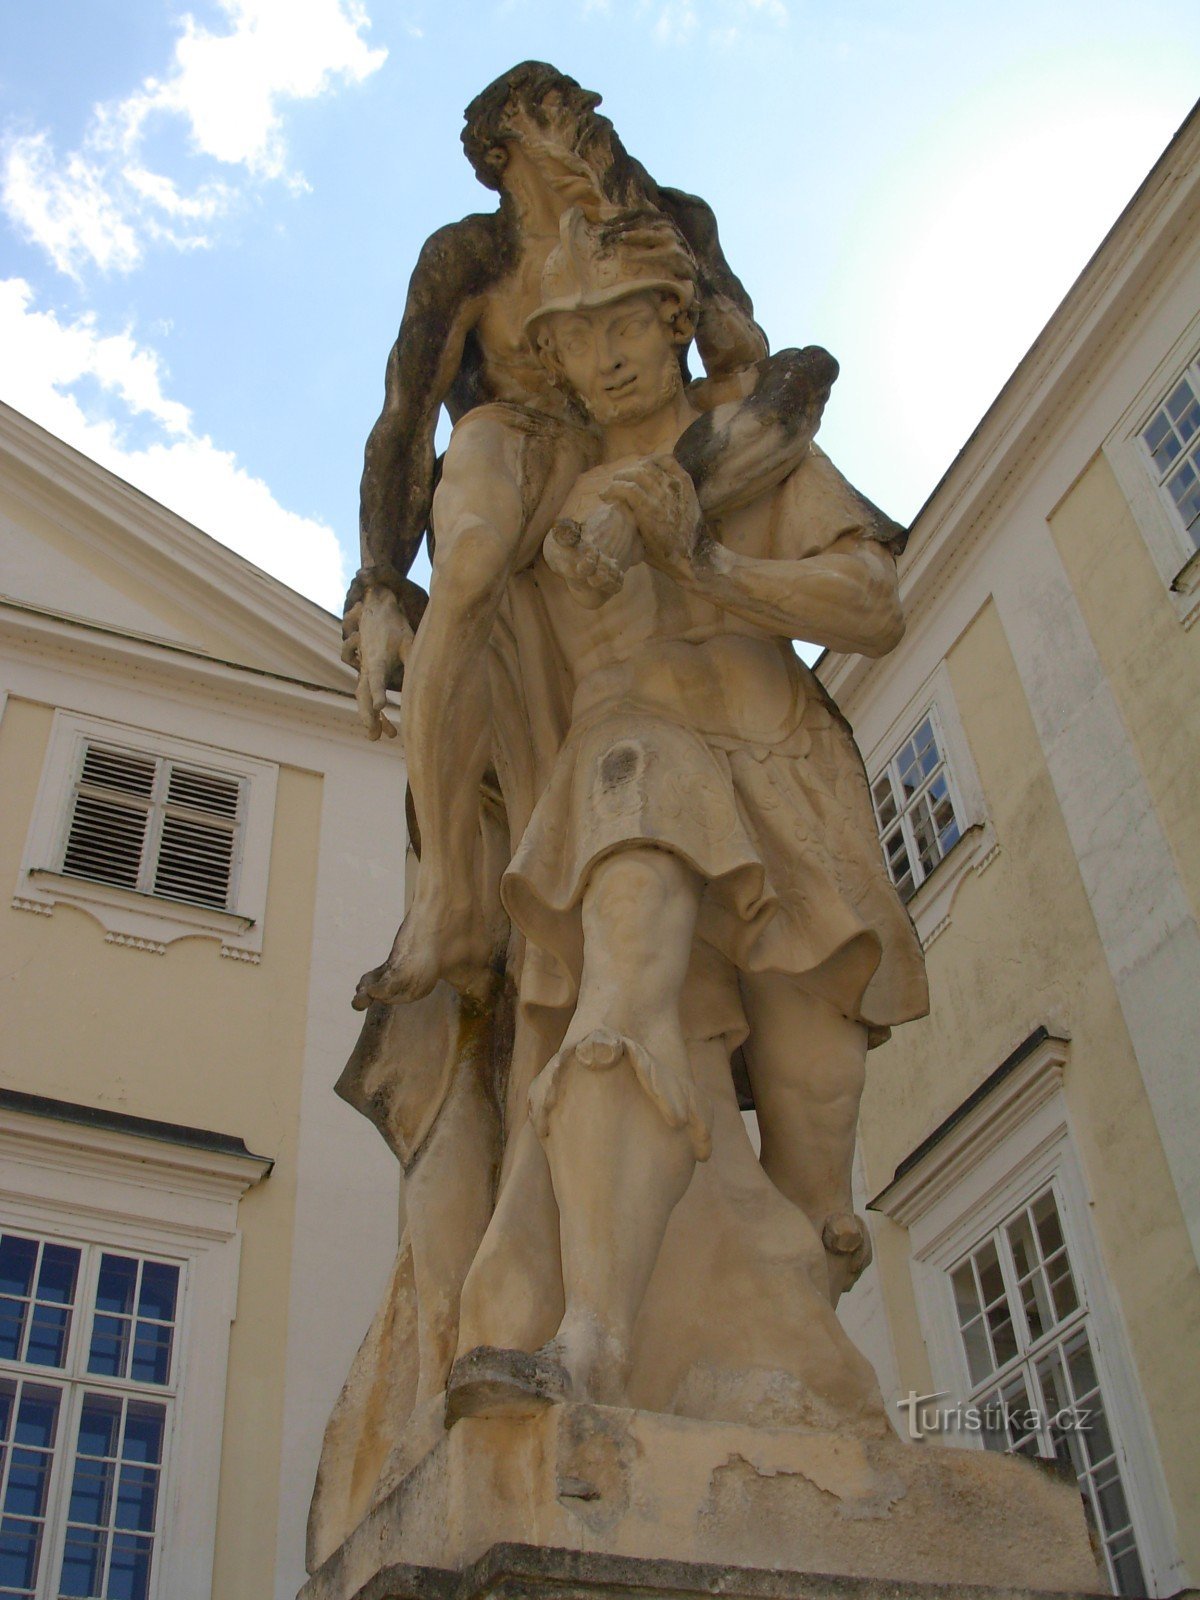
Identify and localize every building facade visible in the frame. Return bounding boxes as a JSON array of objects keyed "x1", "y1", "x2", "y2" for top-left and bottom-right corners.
[
  {"x1": 0, "y1": 401, "x2": 407, "y2": 1600},
  {"x1": 826, "y1": 108, "x2": 1200, "y2": 1596}
]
